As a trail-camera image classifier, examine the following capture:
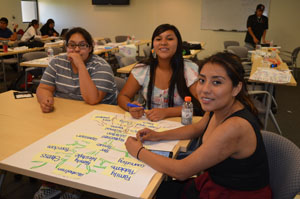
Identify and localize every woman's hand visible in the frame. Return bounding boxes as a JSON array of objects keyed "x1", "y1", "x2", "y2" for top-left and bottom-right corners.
[
  {"x1": 67, "y1": 52, "x2": 84, "y2": 69},
  {"x1": 145, "y1": 108, "x2": 167, "y2": 121},
  {"x1": 39, "y1": 95, "x2": 54, "y2": 113},
  {"x1": 125, "y1": 136, "x2": 143, "y2": 158},
  {"x1": 128, "y1": 101, "x2": 144, "y2": 119},
  {"x1": 137, "y1": 128, "x2": 160, "y2": 142}
]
